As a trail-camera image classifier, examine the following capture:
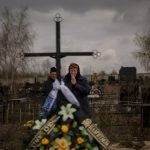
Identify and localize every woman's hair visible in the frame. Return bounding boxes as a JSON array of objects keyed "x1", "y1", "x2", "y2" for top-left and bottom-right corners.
[{"x1": 69, "y1": 63, "x2": 79, "y2": 70}]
